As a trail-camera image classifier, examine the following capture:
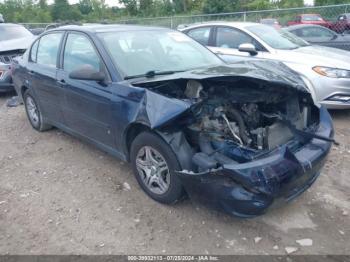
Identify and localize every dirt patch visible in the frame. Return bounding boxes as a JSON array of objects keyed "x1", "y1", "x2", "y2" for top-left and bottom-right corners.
[{"x1": 0, "y1": 94, "x2": 349, "y2": 255}]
